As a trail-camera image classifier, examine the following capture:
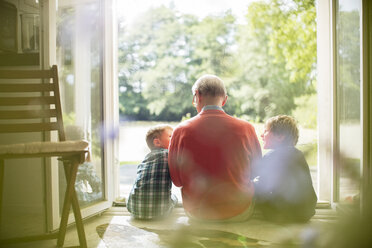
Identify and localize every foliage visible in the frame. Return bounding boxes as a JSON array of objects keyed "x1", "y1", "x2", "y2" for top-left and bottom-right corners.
[
  {"x1": 228, "y1": 0, "x2": 316, "y2": 122},
  {"x1": 118, "y1": 0, "x2": 317, "y2": 123},
  {"x1": 336, "y1": 10, "x2": 361, "y2": 121},
  {"x1": 298, "y1": 141, "x2": 317, "y2": 167},
  {"x1": 292, "y1": 93, "x2": 317, "y2": 129},
  {"x1": 118, "y1": 6, "x2": 235, "y2": 121},
  {"x1": 181, "y1": 113, "x2": 192, "y2": 122},
  {"x1": 62, "y1": 112, "x2": 76, "y2": 126}
]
